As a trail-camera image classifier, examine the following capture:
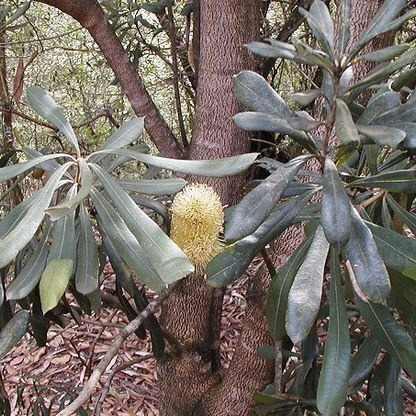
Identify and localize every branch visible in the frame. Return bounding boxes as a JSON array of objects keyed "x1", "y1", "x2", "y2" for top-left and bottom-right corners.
[
  {"x1": 55, "y1": 283, "x2": 177, "y2": 416},
  {"x1": 34, "y1": 0, "x2": 183, "y2": 159}
]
